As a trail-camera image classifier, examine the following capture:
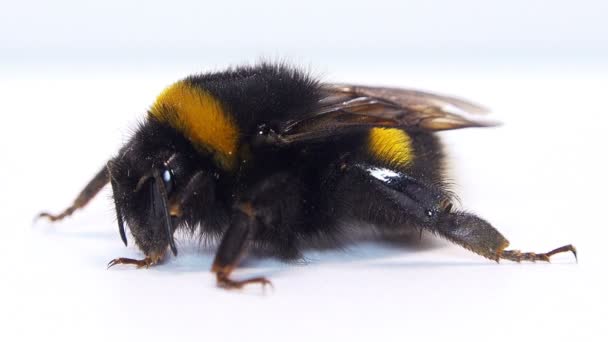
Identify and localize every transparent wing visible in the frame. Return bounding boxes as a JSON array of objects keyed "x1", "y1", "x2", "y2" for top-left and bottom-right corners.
[{"x1": 271, "y1": 83, "x2": 497, "y2": 145}]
